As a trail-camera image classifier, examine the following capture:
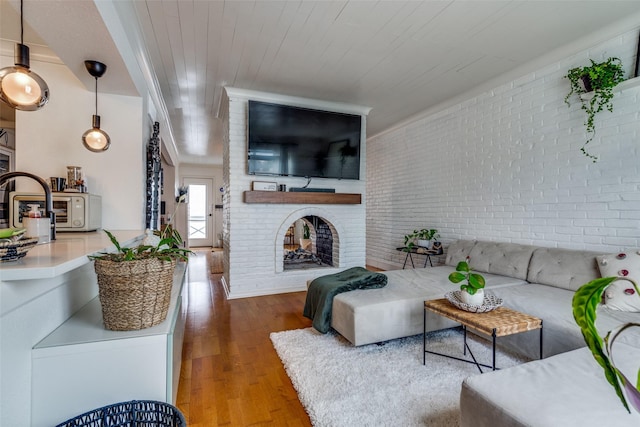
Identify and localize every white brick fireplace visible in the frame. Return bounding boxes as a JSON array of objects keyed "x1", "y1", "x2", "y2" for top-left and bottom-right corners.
[{"x1": 221, "y1": 88, "x2": 370, "y2": 299}]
